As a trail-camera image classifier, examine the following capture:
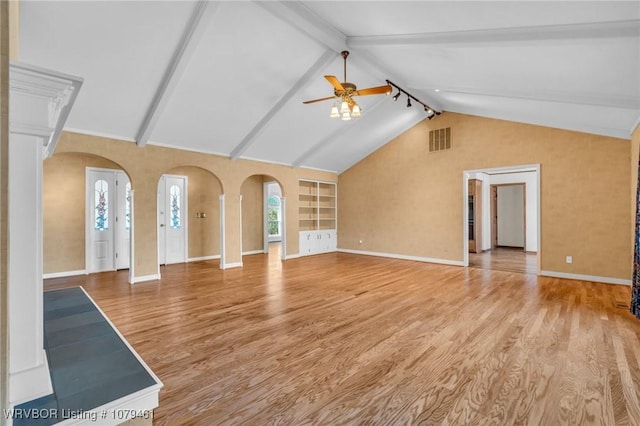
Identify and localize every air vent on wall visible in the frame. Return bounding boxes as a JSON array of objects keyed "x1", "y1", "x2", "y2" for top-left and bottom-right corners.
[{"x1": 429, "y1": 127, "x2": 451, "y2": 152}]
